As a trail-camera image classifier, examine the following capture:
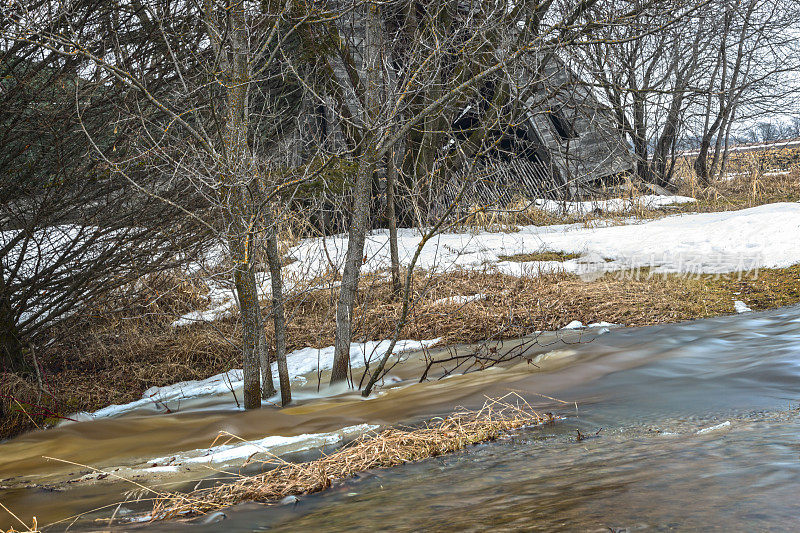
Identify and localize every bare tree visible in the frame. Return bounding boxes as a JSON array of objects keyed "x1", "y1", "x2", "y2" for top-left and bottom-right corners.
[
  {"x1": 691, "y1": 0, "x2": 800, "y2": 184},
  {"x1": 3, "y1": 0, "x2": 324, "y2": 407},
  {"x1": 570, "y1": 1, "x2": 714, "y2": 188},
  {"x1": 306, "y1": 0, "x2": 664, "y2": 387},
  {"x1": 0, "y1": 9, "x2": 209, "y2": 376}
]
